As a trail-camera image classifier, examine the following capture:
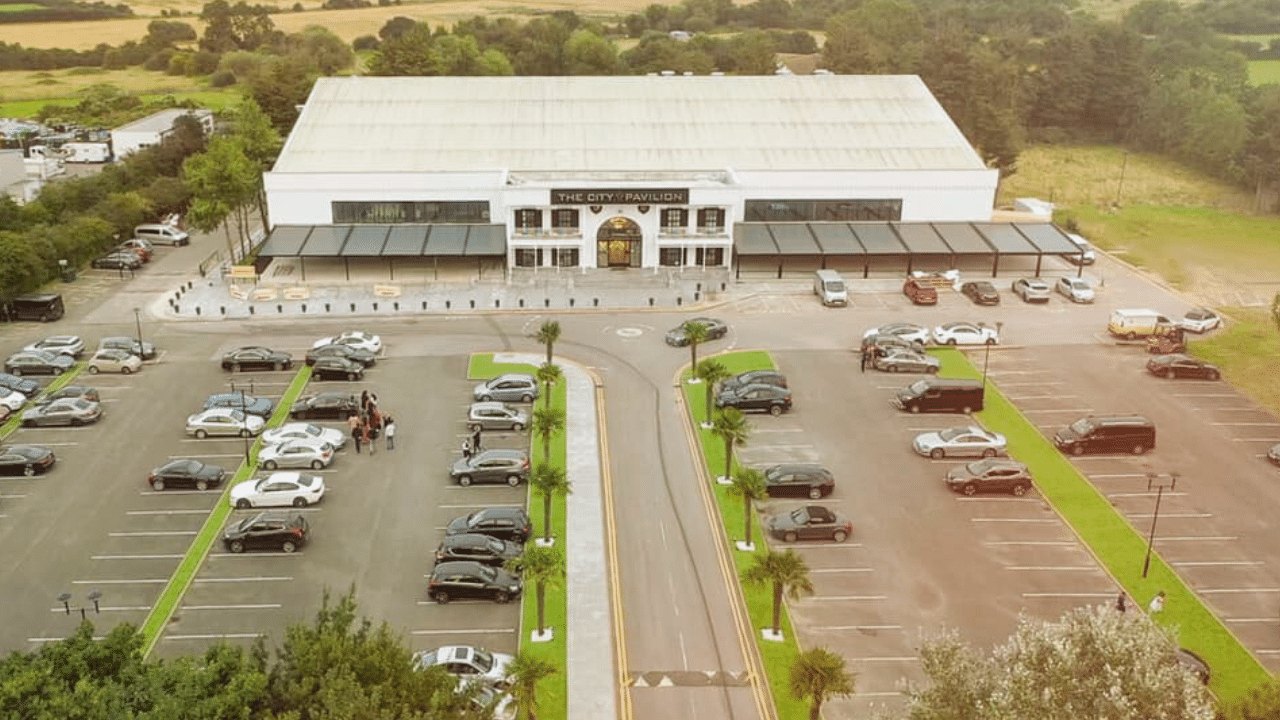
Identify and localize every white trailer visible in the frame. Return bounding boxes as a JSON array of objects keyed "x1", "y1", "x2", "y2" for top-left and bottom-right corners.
[{"x1": 62, "y1": 142, "x2": 112, "y2": 163}]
